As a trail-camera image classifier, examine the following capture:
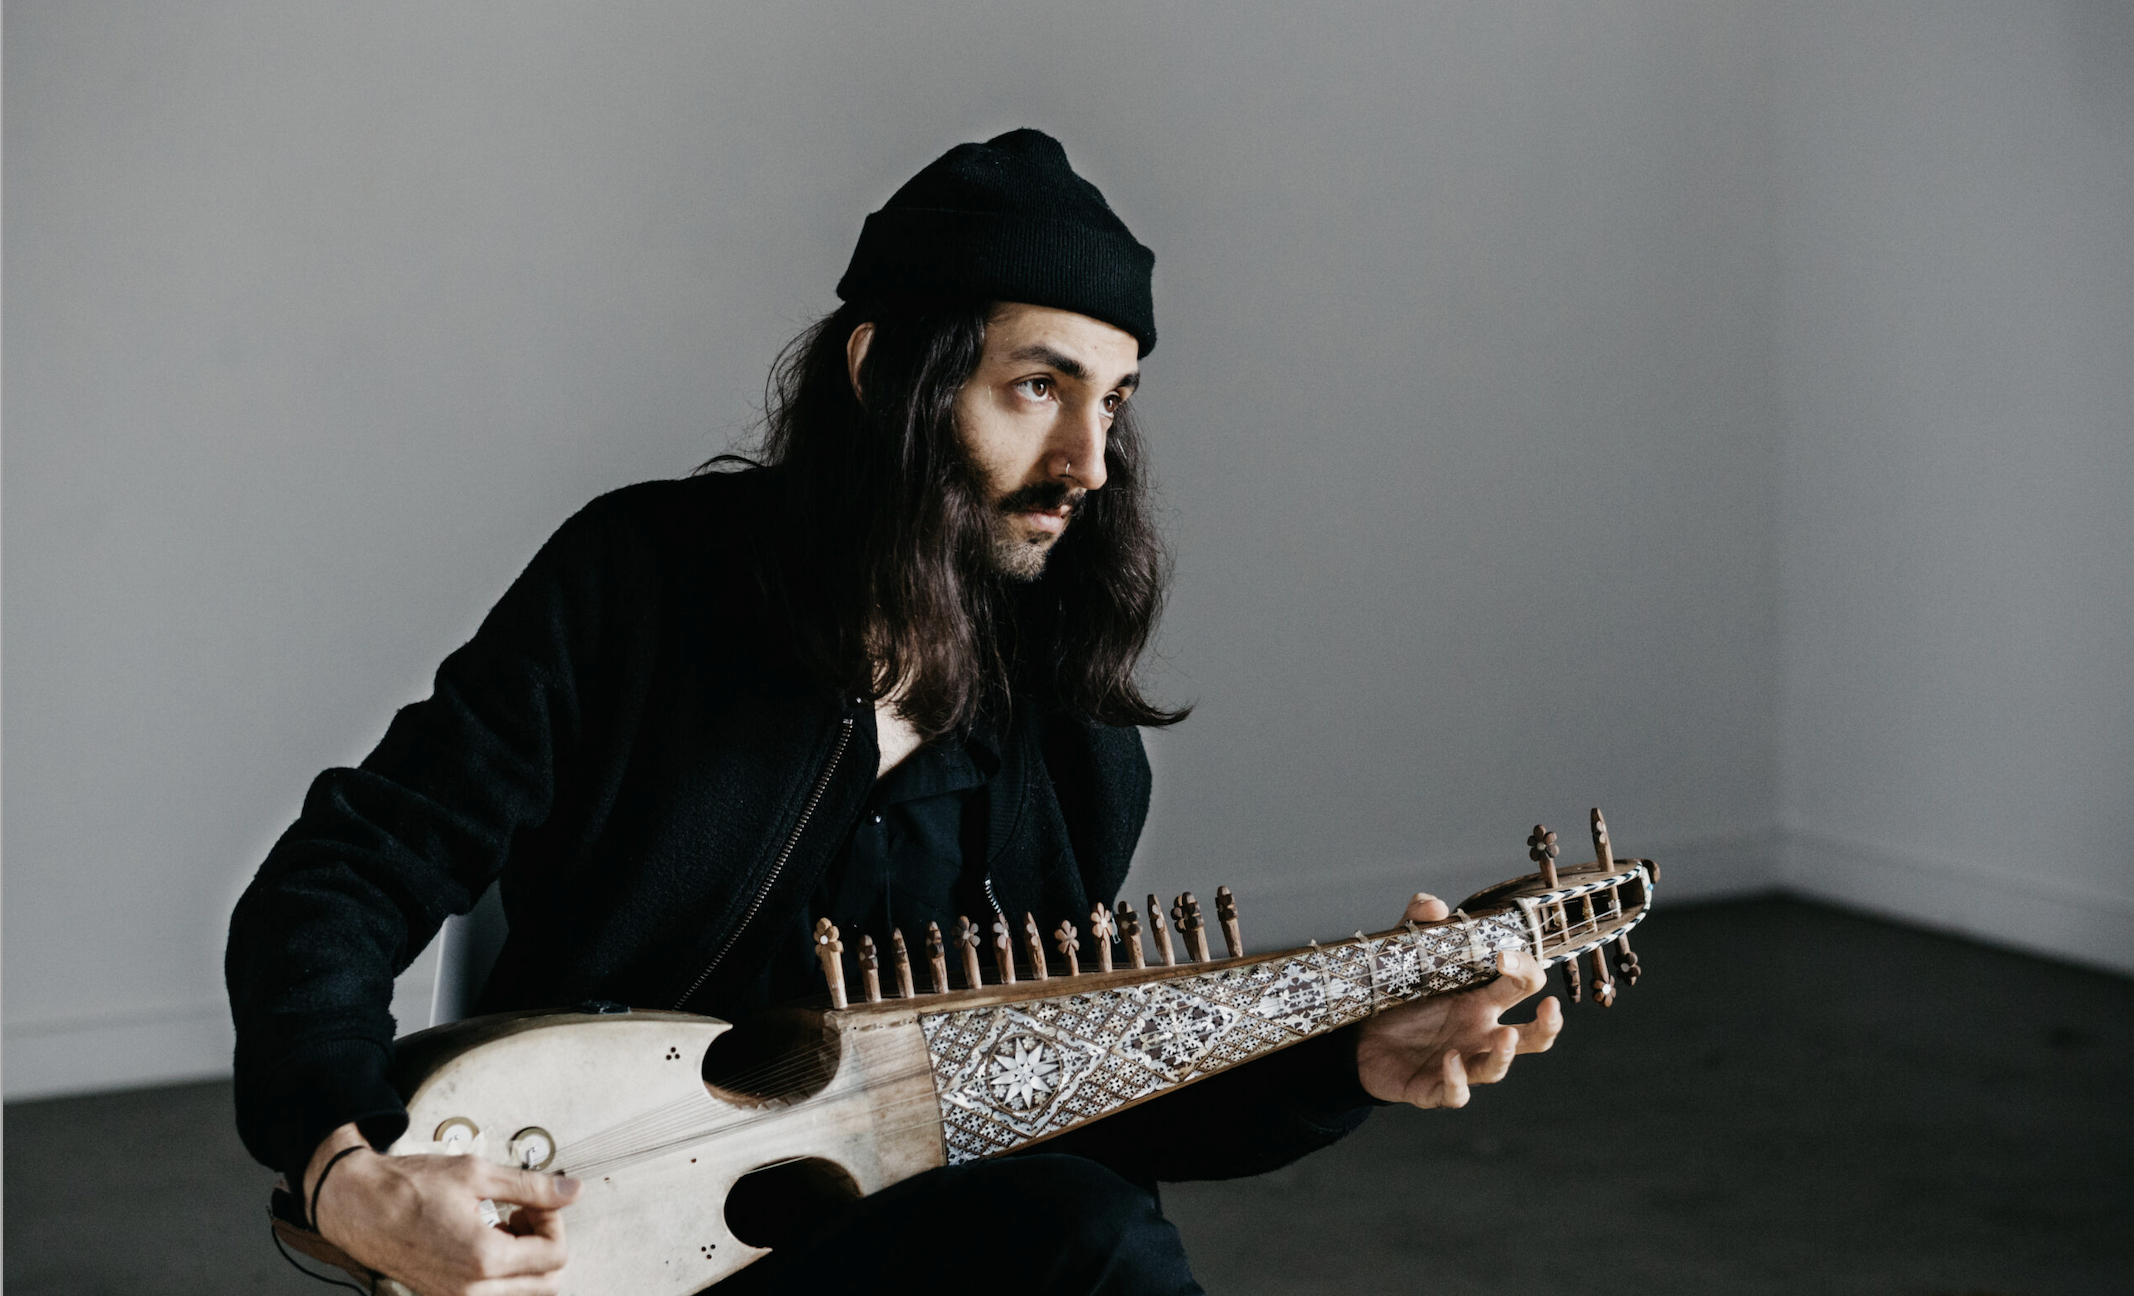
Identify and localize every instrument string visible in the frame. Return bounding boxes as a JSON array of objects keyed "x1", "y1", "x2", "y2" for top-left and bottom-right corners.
[
  {"x1": 541, "y1": 1041, "x2": 902, "y2": 1168},
  {"x1": 553, "y1": 1090, "x2": 960, "y2": 1226},
  {"x1": 602, "y1": 969, "x2": 1486, "y2": 1187},
  {"x1": 501, "y1": 900, "x2": 1648, "y2": 1185},
  {"x1": 559, "y1": 960, "x2": 1439, "y2": 1190},
  {"x1": 564, "y1": 1059, "x2": 938, "y2": 1172},
  {"x1": 557, "y1": 921, "x2": 1521, "y2": 1172},
  {"x1": 560, "y1": 1060, "x2": 945, "y2": 1180}
]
